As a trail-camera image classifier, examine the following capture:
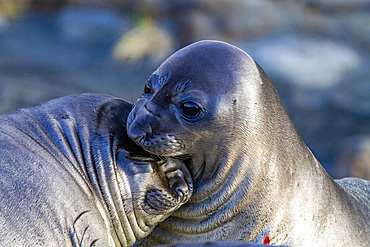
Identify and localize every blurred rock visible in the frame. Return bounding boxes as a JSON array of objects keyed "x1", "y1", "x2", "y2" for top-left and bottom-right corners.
[
  {"x1": 0, "y1": 15, "x2": 10, "y2": 33},
  {"x1": 0, "y1": 11, "x2": 92, "y2": 70},
  {"x1": 0, "y1": 9, "x2": 157, "y2": 115},
  {"x1": 131, "y1": 0, "x2": 199, "y2": 18},
  {"x1": 334, "y1": 136, "x2": 370, "y2": 180},
  {"x1": 239, "y1": 35, "x2": 362, "y2": 90},
  {"x1": 302, "y1": 0, "x2": 370, "y2": 10},
  {"x1": 0, "y1": 0, "x2": 30, "y2": 18},
  {"x1": 329, "y1": 79, "x2": 370, "y2": 117},
  {"x1": 326, "y1": 11, "x2": 370, "y2": 52},
  {"x1": 31, "y1": 0, "x2": 119, "y2": 11},
  {"x1": 113, "y1": 18, "x2": 173, "y2": 65},
  {"x1": 133, "y1": 0, "x2": 315, "y2": 47},
  {"x1": 56, "y1": 7, "x2": 132, "y2": 45},
  {"x1": 210, "y1": 0, "x2": 311, "y2": 41}
]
